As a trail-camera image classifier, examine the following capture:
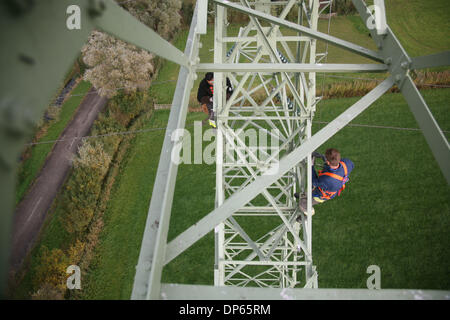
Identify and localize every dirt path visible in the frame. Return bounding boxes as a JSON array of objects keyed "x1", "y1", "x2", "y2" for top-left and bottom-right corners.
[{"x1": 10, "y1": 88, "x2": 108, "y2": 272}]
